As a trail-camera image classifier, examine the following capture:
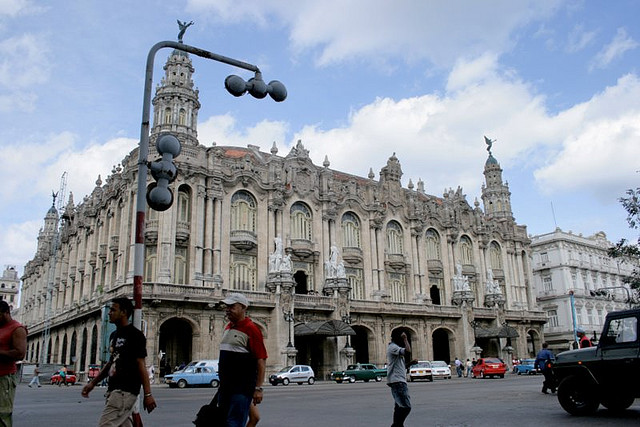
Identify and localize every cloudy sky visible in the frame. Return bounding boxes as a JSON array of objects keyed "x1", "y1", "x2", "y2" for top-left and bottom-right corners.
[{"x1": 1, "y1": 0, "x2": 639, "y2": 278}]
